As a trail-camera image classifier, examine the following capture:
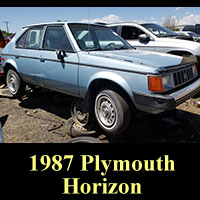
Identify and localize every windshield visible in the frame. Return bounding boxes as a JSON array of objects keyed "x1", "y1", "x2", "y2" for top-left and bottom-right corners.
[
  {"x1": 141, "y1": 23, "x2": 178, "y2": 37},
  {"x1": 68, "y1": 24, "x2": 132, "y2": 51}
]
